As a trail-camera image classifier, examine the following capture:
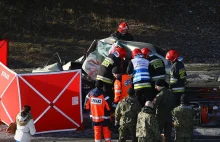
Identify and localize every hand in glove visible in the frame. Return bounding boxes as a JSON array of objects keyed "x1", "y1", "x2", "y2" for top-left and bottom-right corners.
[{"x1": 112, "y1": 103, "x2": 118, "y2": 108}]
